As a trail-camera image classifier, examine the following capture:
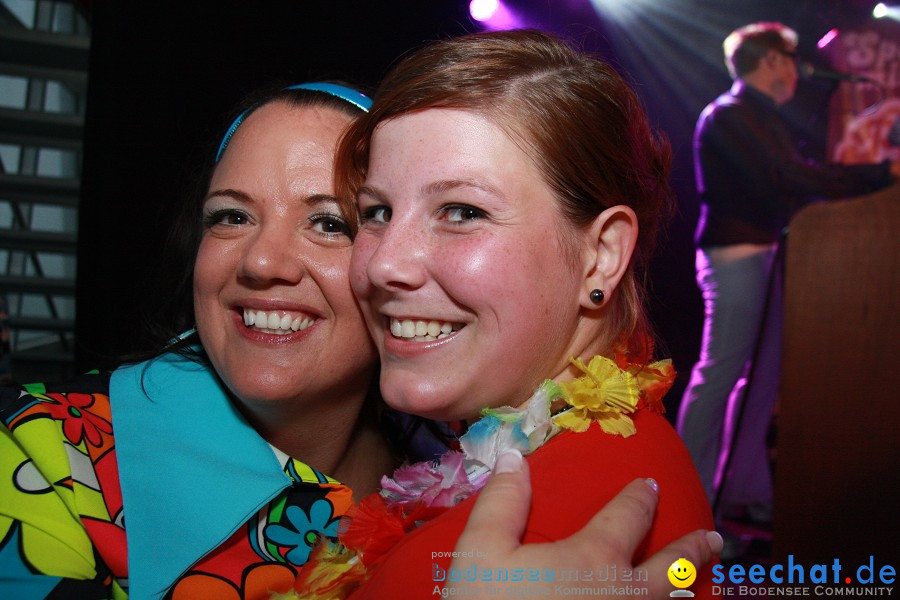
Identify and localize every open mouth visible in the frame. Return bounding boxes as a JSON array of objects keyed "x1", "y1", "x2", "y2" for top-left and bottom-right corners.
[
  {"x1": 242, "y1": 308, "x2": 316, "y2": 335},
  {"x1": 389, "y1": 318, "x2": 463, "y2": 342}
]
